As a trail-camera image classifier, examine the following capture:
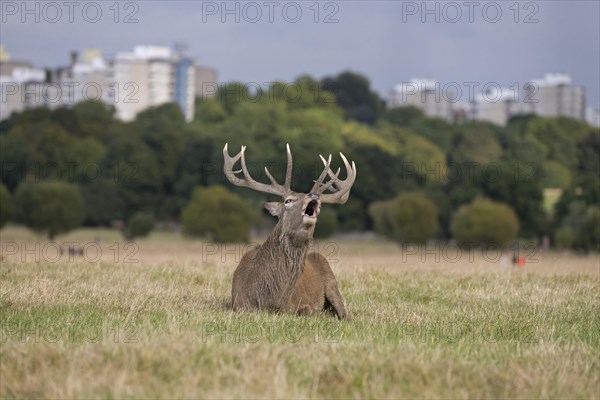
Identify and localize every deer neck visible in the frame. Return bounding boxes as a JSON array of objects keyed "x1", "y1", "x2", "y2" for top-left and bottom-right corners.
[{"x1": 258, "y1": 222, "x2": 310, "y2": 308}]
